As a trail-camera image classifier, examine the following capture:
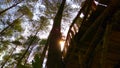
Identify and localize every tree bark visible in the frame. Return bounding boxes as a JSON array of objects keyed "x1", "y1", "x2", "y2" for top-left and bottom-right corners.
[{"x1": 46, "y1": 0, "x2": 66, "y2": 68}]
